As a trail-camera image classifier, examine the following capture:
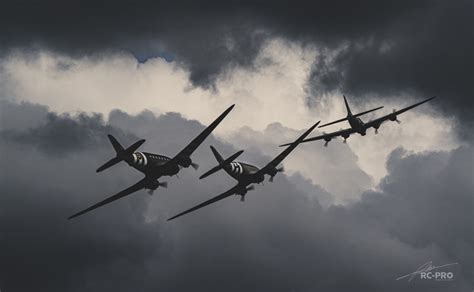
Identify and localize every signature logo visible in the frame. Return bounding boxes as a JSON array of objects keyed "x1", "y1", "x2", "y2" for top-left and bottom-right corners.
[{"x1": 396, "y1": 261, "x2": 458, "y2": 282}]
